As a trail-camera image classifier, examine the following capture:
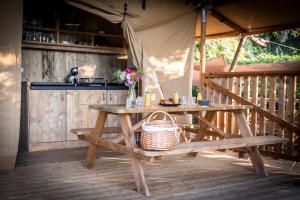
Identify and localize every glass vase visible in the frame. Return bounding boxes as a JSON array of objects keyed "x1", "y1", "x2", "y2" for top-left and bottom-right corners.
[{"x1": 126, "y1": 84, "x2": 136, "y2": 108}]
